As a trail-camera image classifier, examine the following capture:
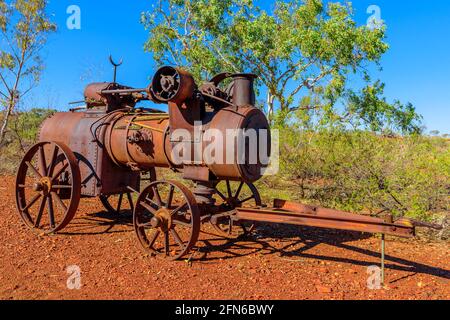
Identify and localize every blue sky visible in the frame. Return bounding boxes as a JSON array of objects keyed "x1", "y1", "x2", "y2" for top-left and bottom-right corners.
[{"x1": 23, "y1": 0, "x2": 450, "y2": 133}]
